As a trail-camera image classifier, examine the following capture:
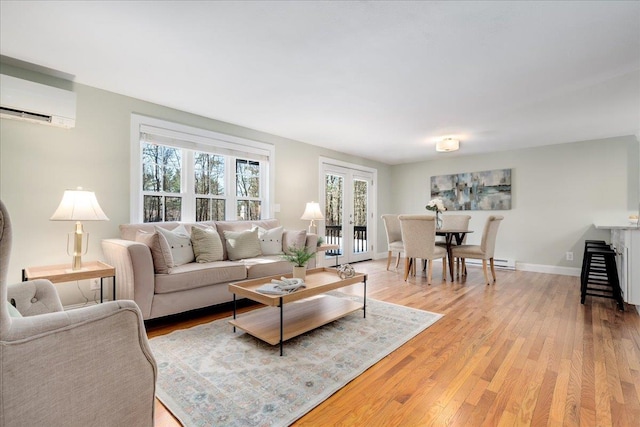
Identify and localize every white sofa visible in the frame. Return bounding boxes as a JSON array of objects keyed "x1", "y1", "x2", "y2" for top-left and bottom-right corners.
[{"x1": 102, "y1": 219, "x2": 317, "y2": 320}]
